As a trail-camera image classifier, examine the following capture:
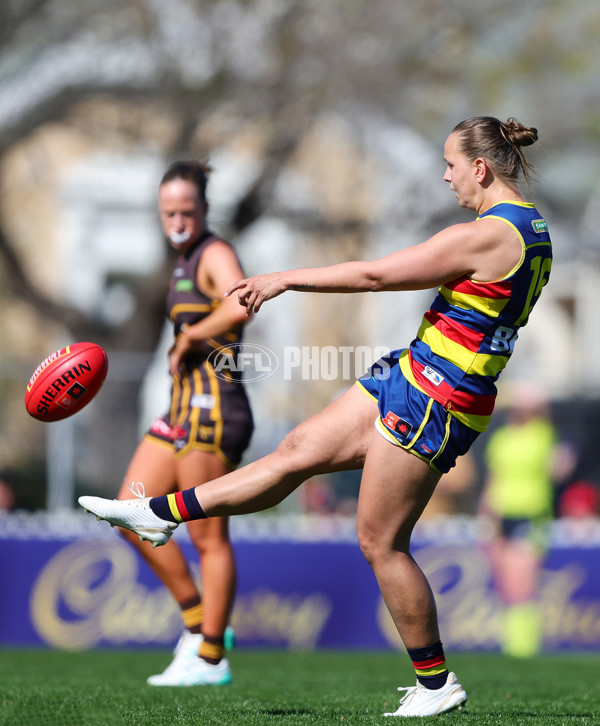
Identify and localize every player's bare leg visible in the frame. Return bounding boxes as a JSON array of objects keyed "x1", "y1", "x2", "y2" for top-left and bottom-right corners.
[
  {"x1": 194, "y1": 384, "x2": 375, "y2": 517},
  {"x1": 356, "y1": 434, "x2": 467, "y2": 716},
  {"x1": 117, "y1": 440, "x2": 199, "y2": 602},
  {"x1": 356, "y1": 433, "x2": 441, "y2": 647},
  {"x1": 81, "y1": 384, "x2": 376, "y2": 530},
  {"x1": 175, "y1": 451, "x2": 237, "y2": 644},
  {"x1": 79, "y1": 385, "x2": 467, "y2": 707},
  {"x1": 116, "y1": 442, "x2": 235, "y2": 685}
]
